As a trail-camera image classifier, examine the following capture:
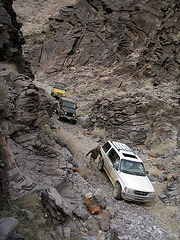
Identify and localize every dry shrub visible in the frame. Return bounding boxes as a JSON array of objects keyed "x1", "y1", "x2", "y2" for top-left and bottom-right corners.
[
  {"x1": 91, "y1": 127, "x2": 107, "y2": 141},
  {"x1": 165, "y1": 206, "x2": 179, "y2": 219},
  {"x1": 1, "y1": 62, "x2": 17, "y2": 73},
  {"x1": 79, "y1": 167, "x2": 91, "y2": 179},
  {"x1": 56, "y1": 127, "x2": 93, "y2": 179},
  {"x1": 56, "y1": 128, "x2": 78, "y2": 157},
  {"x1": 0, "y1": 83, "x2": 10, "y2": 117},
  {"x1": 39, "y1": 124, "x2": 53, "y2": 139}
]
